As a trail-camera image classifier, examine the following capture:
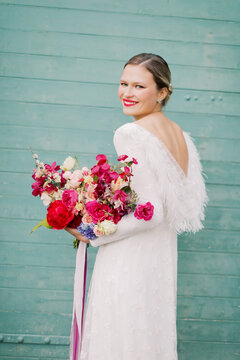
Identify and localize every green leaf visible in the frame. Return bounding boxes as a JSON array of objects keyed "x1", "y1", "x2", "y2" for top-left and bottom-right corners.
[
  {"x1": 30, "y1": 218, "x2": 52, "y2": 234},
  {"x1": 121, "y1": 185, "x2": 131, "y2": 194},
  {"x1": 73, "y1": 238, "x2": 80, "y2": 248}
]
